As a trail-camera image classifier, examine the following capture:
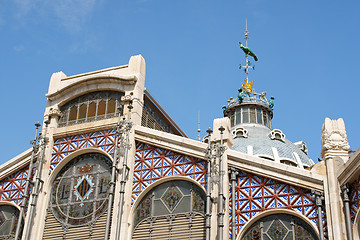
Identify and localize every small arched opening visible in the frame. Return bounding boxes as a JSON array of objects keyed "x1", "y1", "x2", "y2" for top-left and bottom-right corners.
[
  {"x1": 239, "y1": 212, "x2": 319, "y2": 240},
  {"x1": 132, "y1": 179, "x2": 206, "y2": 240},
  {"x1": 0, "y1": 202, "x2": 23, "y2": 239}
]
